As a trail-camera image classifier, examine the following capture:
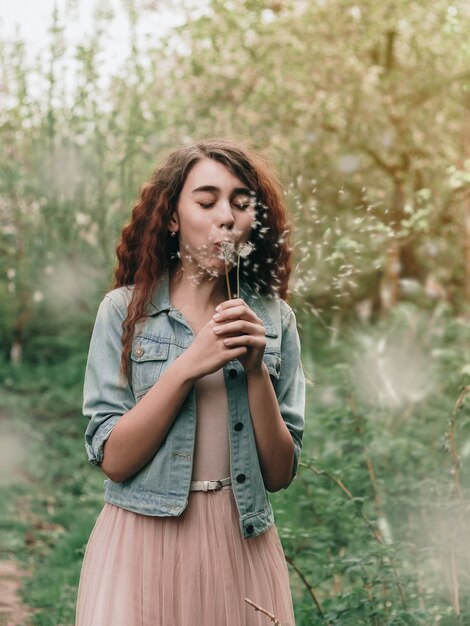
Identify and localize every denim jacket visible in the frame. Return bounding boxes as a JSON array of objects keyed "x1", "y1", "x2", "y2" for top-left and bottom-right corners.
[{"x1": 83, "y1": 267, "x2": 305, "y2": 539}]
